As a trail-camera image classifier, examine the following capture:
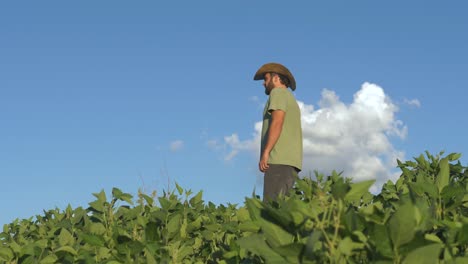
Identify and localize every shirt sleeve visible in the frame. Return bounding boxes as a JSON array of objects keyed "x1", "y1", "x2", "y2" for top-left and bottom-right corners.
[{"x1": 268, "y1": 89, "x2": 288, "y2": 112}]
